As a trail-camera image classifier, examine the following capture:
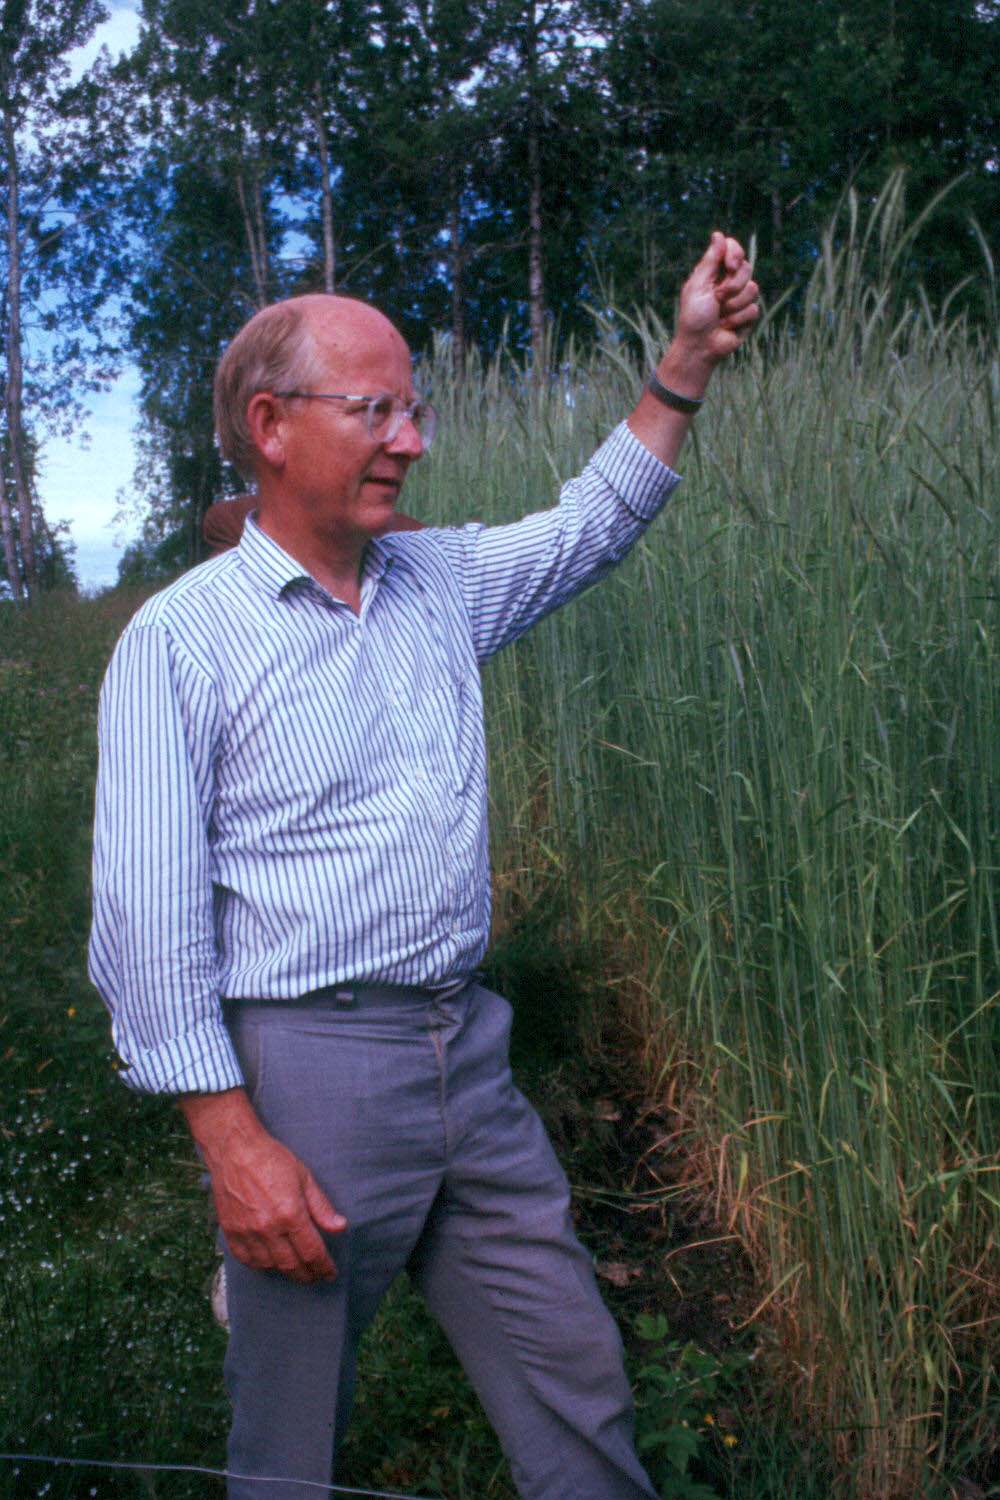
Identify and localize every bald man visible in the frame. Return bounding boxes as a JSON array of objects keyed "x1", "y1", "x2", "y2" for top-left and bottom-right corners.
[{"x1": 90, "y1": 239, "x2": 759, "y2": 1500}]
